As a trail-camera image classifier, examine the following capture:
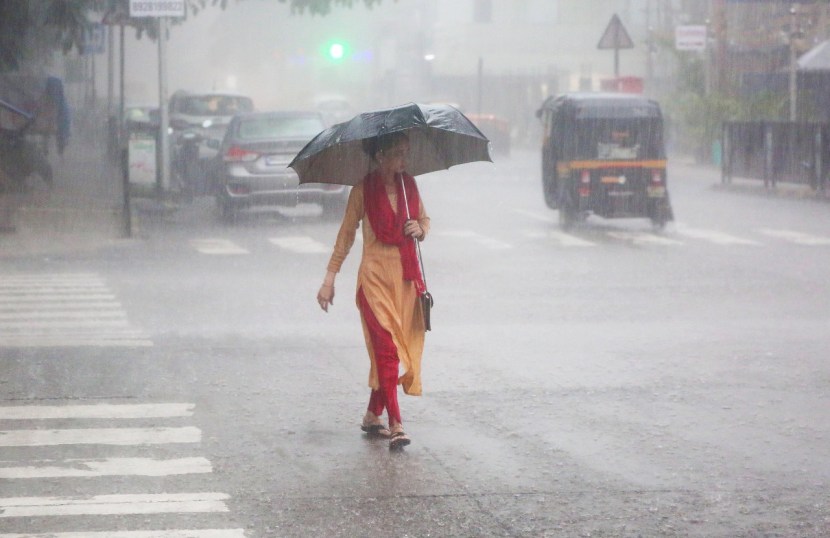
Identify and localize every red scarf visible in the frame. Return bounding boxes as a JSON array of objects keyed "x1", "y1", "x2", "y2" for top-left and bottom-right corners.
[{"x1": 364, "y1": 170, "x2": 425, "y2": 293}]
